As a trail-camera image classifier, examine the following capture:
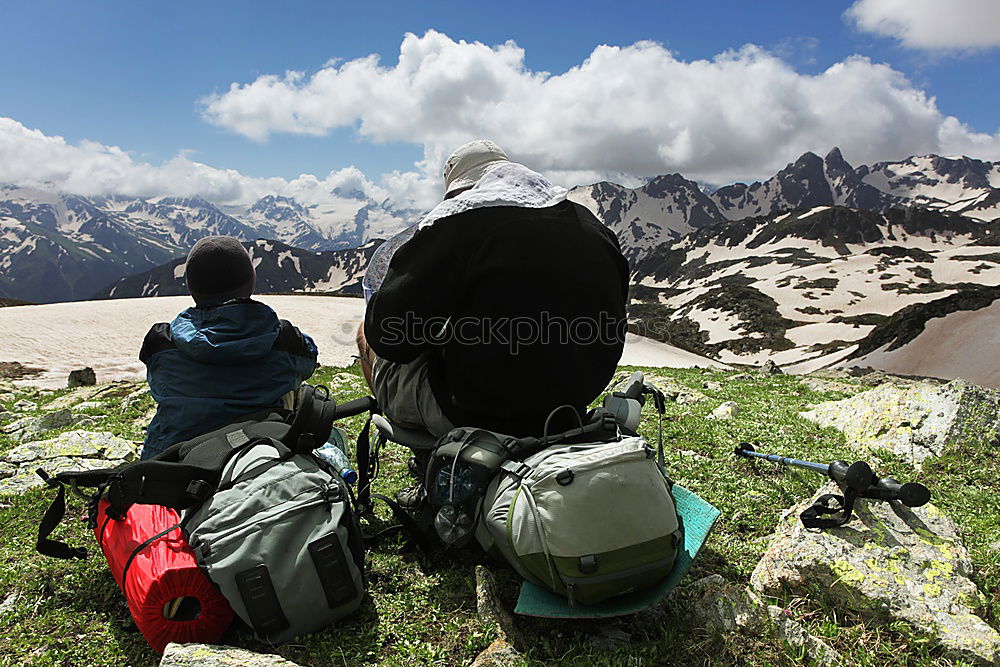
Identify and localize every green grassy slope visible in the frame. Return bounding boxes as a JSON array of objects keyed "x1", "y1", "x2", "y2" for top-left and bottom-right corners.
[{"x1": 0, "y1": 366, "x2": 995, "y2": 666}]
